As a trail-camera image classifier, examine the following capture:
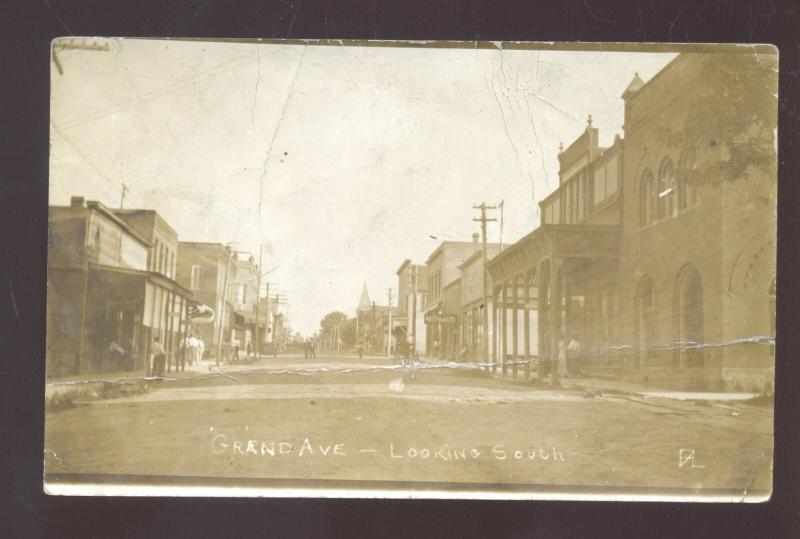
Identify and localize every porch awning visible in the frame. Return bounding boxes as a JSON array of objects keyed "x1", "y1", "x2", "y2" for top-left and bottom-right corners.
[
  {"x1": 233, "y1": 308, "x2": 256, "y2": 326},
  {"x1": 487, "y1": 224, "x2": 621, "y2": 284}
]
